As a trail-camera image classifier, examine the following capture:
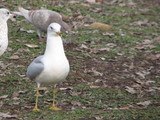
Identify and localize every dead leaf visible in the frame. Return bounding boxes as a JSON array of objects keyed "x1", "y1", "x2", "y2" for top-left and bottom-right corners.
[
  {"x1": 18, "y1": 90, "x2": 27, "y2": 94},
  {"x1": 70, "y1": 91, "x2": 82, "y2": 96},
  {"x1": 12, "y1": 92, "x2": 19, "y2": 98},
  {"x1": 98, "y1": 47, "x2": 110, "y2": 52},
  {"x1": 136, "y1": 71, "x2": 150, "y2": 78},
  {"x1": 131, "y1": 84, "x2": 141, "y2": 88},
  {"x1": 145, "y1": 81, "x2": 156, "y2": 85},
  {"x1": 135, "y1": 79, "x2": 145, "y2": 85},
  {"x1": 0, "y1": 95, "x2": 8, "y2": 99},
  {"x1": 102, "y1": 32, "x2": 115, "y2": 37},
  {"x1": 9, "y1": 55, "x2": 19, "y2": 60},
  {"x1": 25, "y1": 44, "x2": 39, "y2": 48},
  {"x1": 86, "y1": 0, "x2": 96, "y2": 3},
  {"x1": 19, "y1": 28, "x2": 35, "y2": 33},
  {"x1": 80, "y1": 44, "x2": 89, "y2": 50},
  {"x1": 130, "y1": 19, "x2": 158, "y2": 26},
  {"x1": 137, "y1": 100, "x2": 152, "y2": 107},
  {"x1": 152, "y1": 87, "x2": 160, "y2": 91},
  {"x1": 71, "y1": 101, "x2": 82, "y2": 106},
  {"x1": 0, "y1": 112, "x2": 17, "y2": 119},
  {"x1": 78, "y1": 117, "x2": 96, "y2": 120},
  {"x1": 90, "y1": 85, "x2": 100, "y2": 88},
  {"x1": 96, "y1": 0, "x2": 104, "y2": 3},
  {"x1": 141, "y1": 39, "x2": 152, "y2": 45},
  {"x1": 119, "y1": 104, "x2": 133, "y2": 110},
  {"x1": 68, "y1": 0, "x2": 80, "y2": 4},
  {"x1": 106, "y1": 43, "x2": 116, "y2": 48},
  {"x1": 89, "y1": 22, "x2": 111, "y2": 30},
  {"x1": 59, "y1": 87, "x2": 73, "y2": 91},
  {"x1": 84, "y1": 68, "x2": 103, "y2": 76},
  {"x1": 125, "y1": 86, "x2": 136, "y2": 94},
  {"x1": 26, "y1": 30, "x2": 35, "y2": 33},
  {"x1": 0, "y1": 61, "x2": 7, "y2": 69}
]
